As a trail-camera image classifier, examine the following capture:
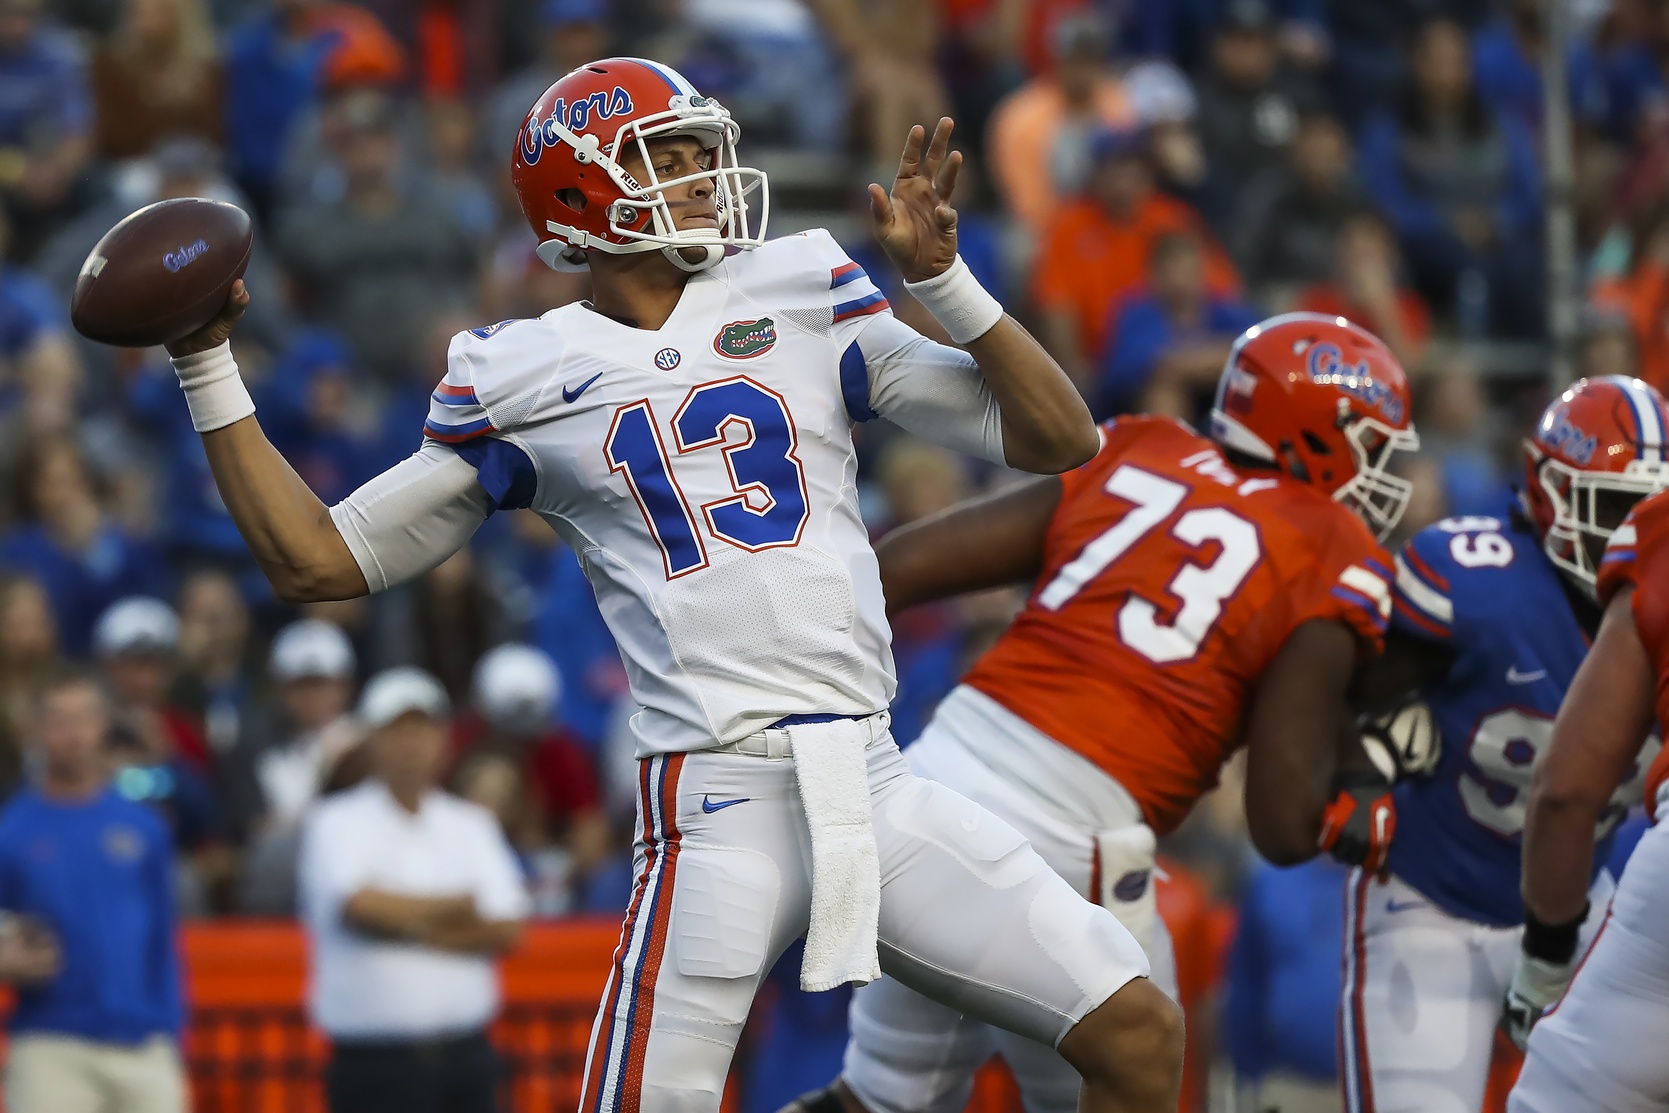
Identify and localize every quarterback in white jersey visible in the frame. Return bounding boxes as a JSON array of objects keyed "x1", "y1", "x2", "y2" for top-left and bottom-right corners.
[{"x1": 159, "y1": 57, "x2": 1183, "y2": 1113}]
